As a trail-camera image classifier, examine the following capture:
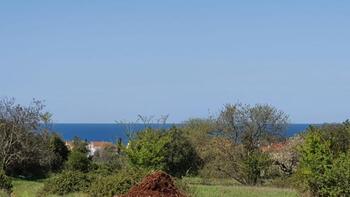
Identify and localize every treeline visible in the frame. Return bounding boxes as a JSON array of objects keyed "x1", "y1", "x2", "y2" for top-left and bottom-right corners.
[{"x1": 0, "y1": 98, "x2": 349, "y2": 197}]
